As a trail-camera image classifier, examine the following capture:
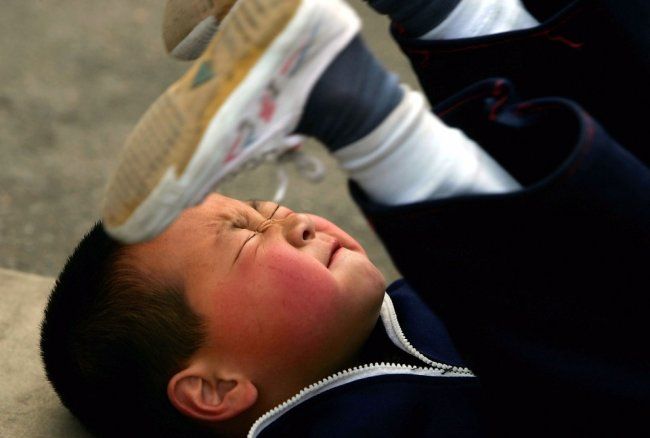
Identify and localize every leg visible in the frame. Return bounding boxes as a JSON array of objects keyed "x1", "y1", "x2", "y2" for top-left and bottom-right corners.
[
  {"x1": 352, "y1": 78, "x2": 650, "y2": 435},
  {"x1": 103, "y1": 0, "x2": 520, "y2": 243},
  {"x1": 388, "y1": 1, "x2": 650, "y2": 165}
]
